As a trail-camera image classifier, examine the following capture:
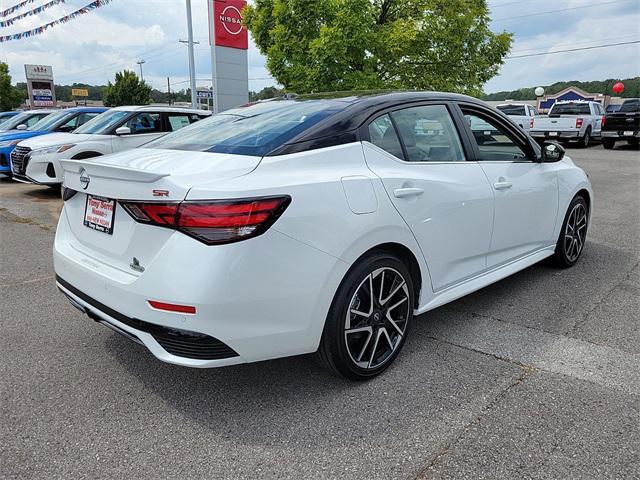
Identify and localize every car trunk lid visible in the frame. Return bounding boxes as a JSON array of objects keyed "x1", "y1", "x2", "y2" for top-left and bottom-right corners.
[{"x1": 59, "y1": 148, "x2": 261, "y2": 273}]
